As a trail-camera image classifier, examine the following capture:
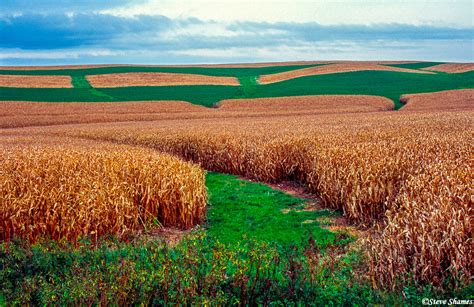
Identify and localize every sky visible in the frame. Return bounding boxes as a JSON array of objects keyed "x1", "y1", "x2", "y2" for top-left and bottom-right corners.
[{"x1": 0, "y1": 0, "x2": 473, "y2": 65}]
